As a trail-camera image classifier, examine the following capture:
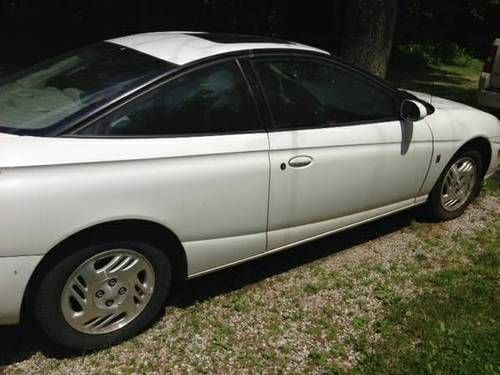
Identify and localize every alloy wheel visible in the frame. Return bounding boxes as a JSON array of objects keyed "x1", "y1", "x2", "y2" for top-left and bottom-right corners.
[
  {"x1": 440, "y1": 157, "x2": 477, "y2": 212},
  {"x1": 60, "y1": 249, "x2": 155, "y2": 335}
]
